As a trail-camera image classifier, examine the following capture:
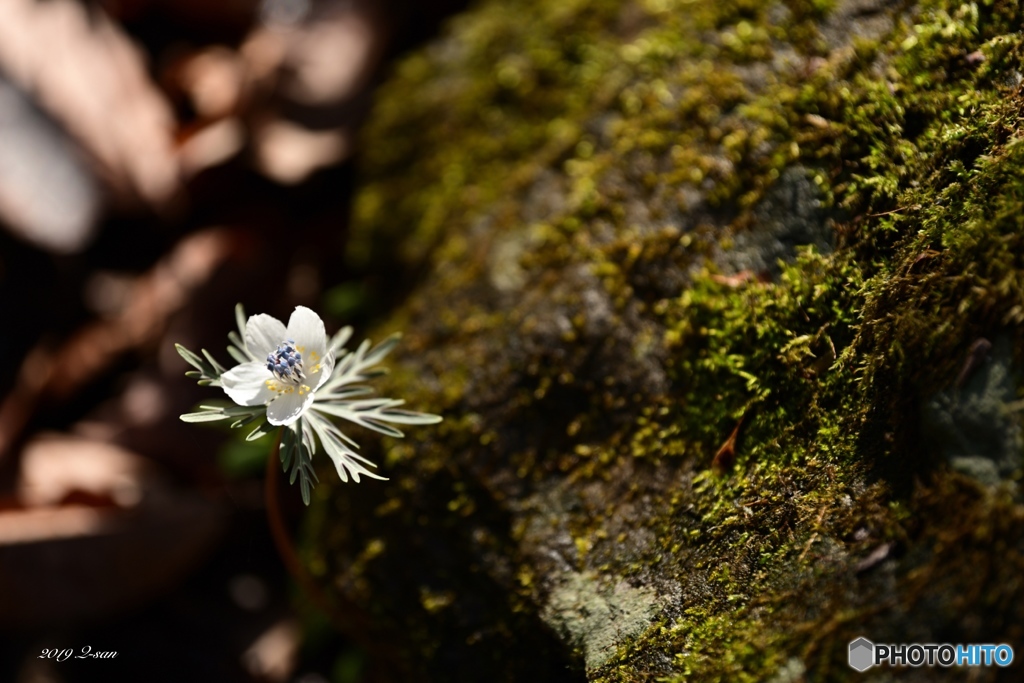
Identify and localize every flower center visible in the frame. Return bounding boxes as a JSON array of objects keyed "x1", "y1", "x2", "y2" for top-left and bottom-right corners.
[{"x1": 266, "y1": 339, "x2": 305, "y2": 384}]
